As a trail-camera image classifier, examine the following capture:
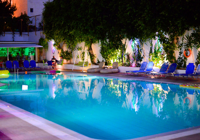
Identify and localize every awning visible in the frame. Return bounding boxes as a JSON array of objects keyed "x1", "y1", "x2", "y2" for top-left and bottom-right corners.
[{"x1": 0, "y1": 42, "x2": 43, "y2": 48}]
